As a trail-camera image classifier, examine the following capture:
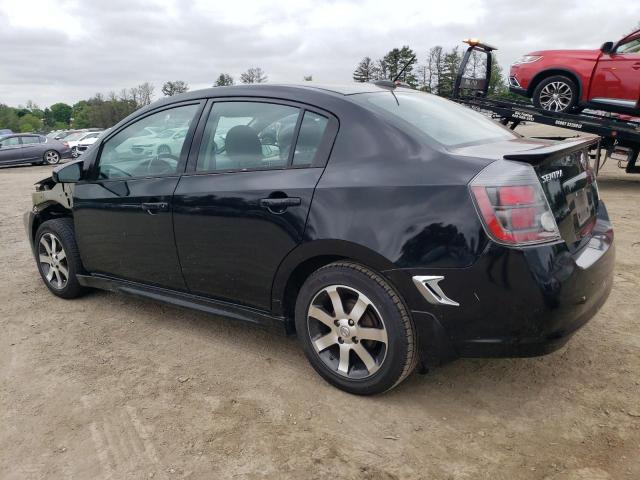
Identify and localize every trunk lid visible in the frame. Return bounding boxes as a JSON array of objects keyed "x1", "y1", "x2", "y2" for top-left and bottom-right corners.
[
  {"x1": 503, "y1": 138, "x2": 599, "y2": 249},
  {"x1": 453, "y1": 137, "x2": 599, "y2": 249}
]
